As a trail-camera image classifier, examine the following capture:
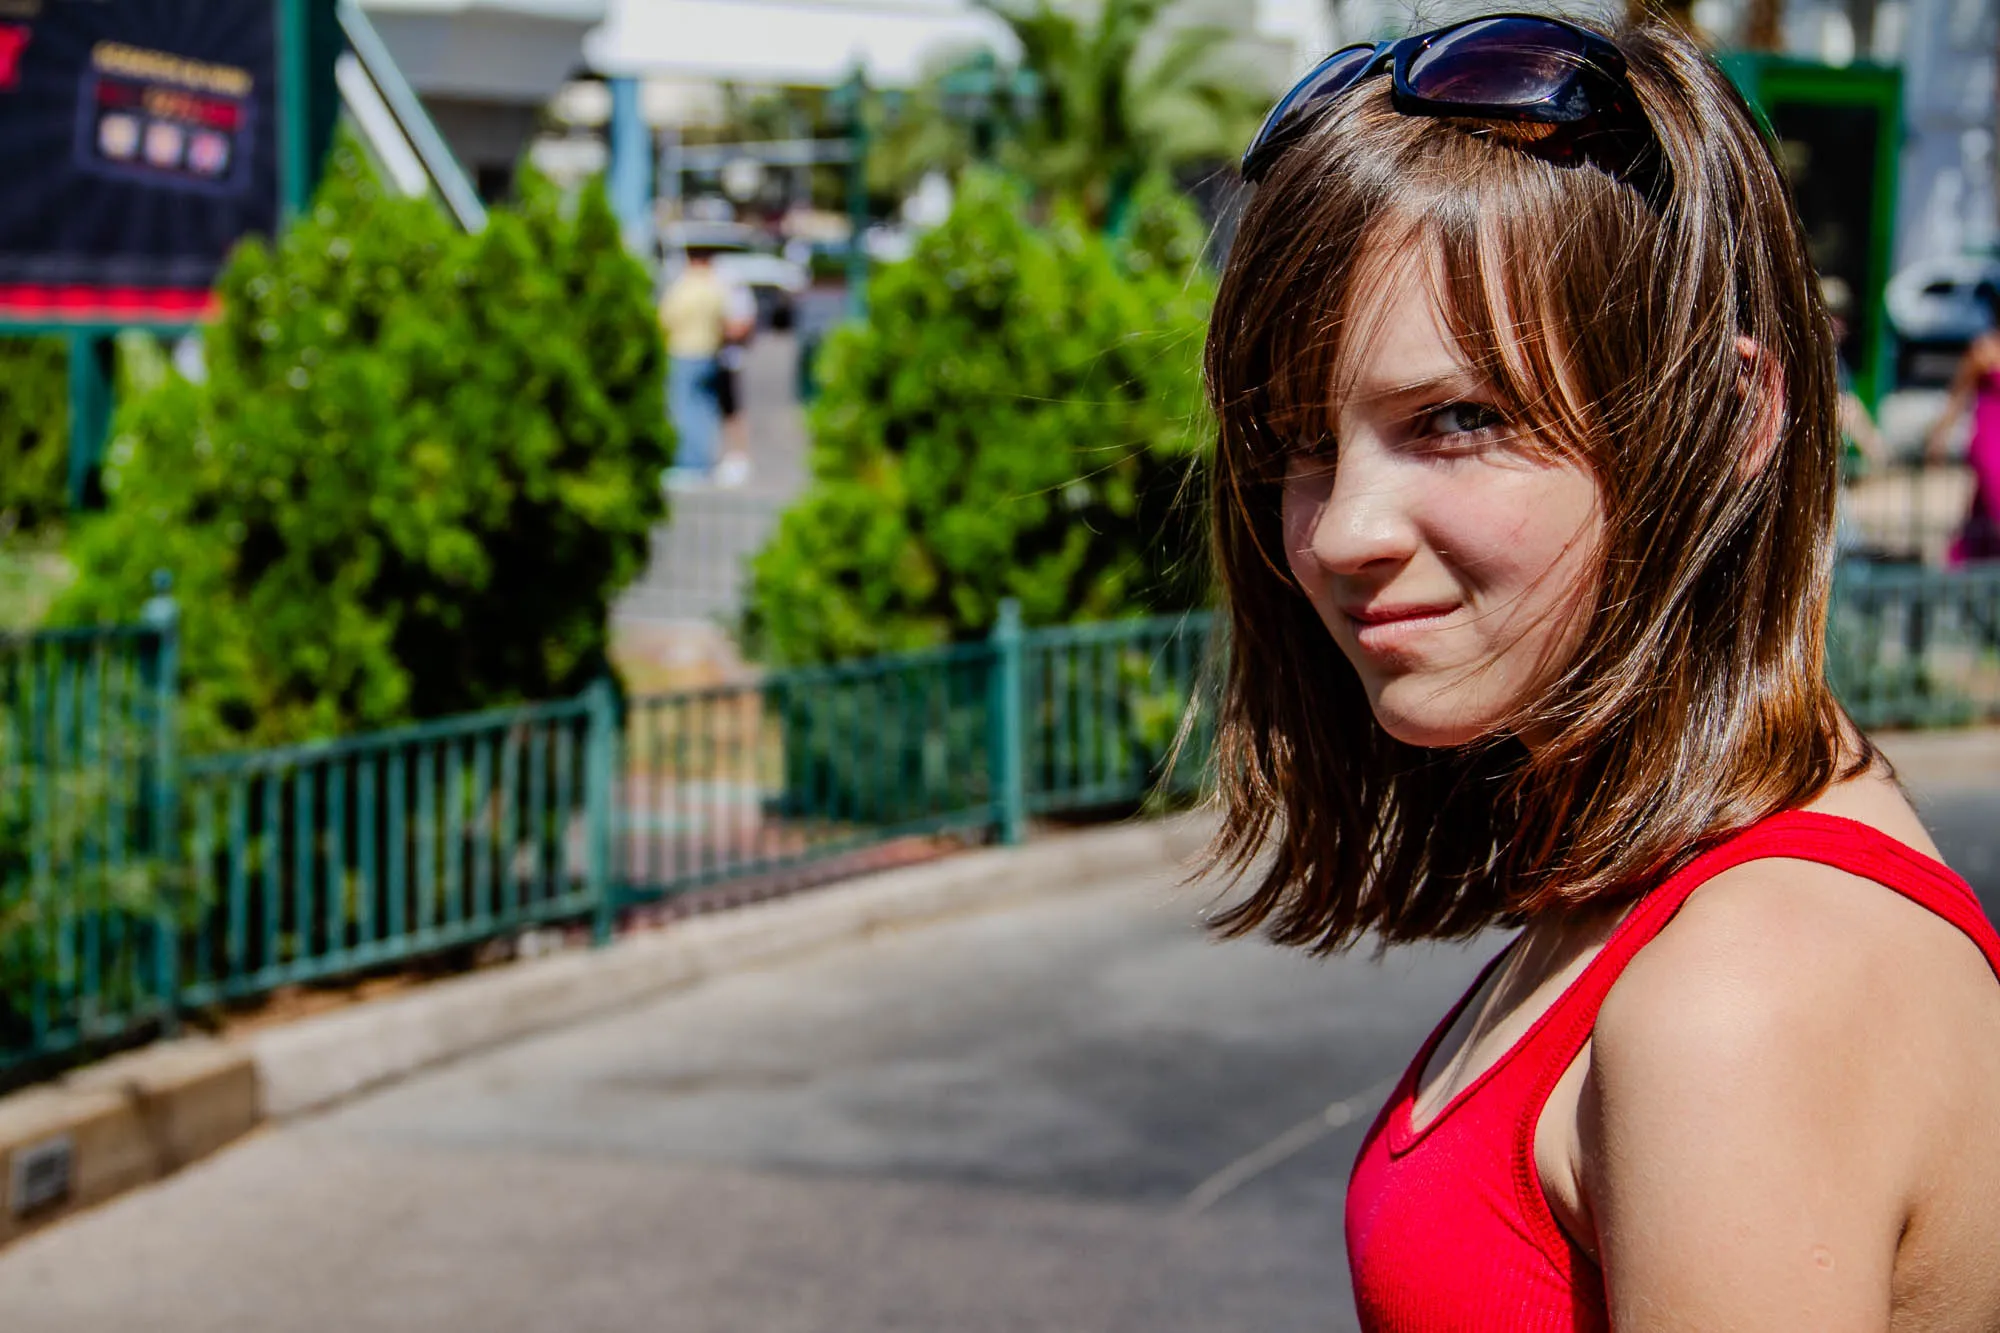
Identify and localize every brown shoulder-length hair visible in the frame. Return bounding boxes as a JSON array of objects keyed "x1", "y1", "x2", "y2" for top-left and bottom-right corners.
[{"x1": 1201, "y1": 17, "x2": 1872, "y2": 952}]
